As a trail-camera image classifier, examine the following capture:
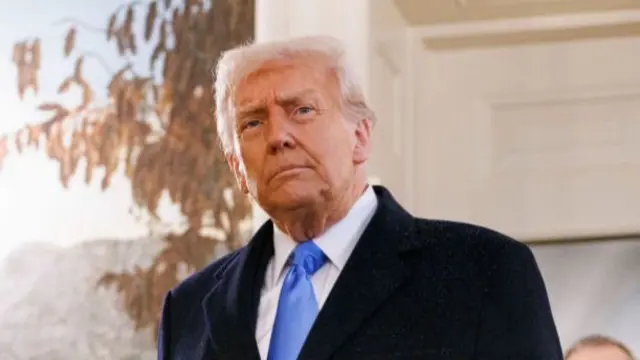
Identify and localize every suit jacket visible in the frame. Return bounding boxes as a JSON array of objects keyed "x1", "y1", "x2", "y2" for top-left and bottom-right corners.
[{"x1": 157, "y1": 186, "x2": 563, "y2": 360}]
